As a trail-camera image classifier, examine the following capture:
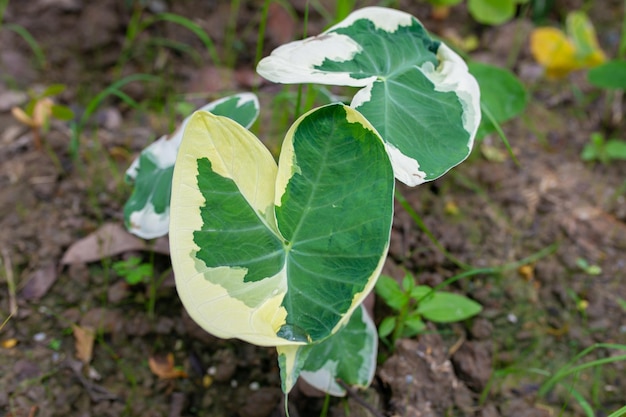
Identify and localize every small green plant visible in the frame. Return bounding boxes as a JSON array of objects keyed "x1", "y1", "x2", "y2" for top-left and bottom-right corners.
[
  {"x1": 375, "y1": 273, "x2": 482, "y2": 348},
  {"x1": 11, "y1": 84, "x2": 74, "y2": 150},
  {"x1": 581, "y1": 132, "x2": 626, "y2": 163},
  {"x1": 111, "y1": 255, "x2": 168, "y2": 318},
  {"x1": 112, "y1": 256, "x2": 153, "y2": 286},
  {"x1": 575, "y1": 257, "x2": 602, "y2": 275}
]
